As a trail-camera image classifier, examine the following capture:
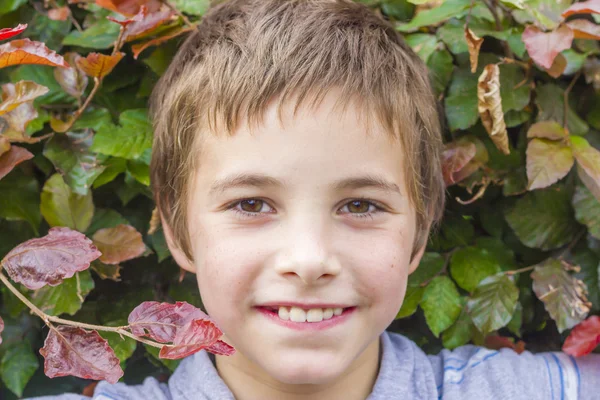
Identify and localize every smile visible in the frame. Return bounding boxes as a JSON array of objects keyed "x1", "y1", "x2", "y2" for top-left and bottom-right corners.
[{"x1": 255, "y1": 306, "x2": 356, "y2": 331}]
